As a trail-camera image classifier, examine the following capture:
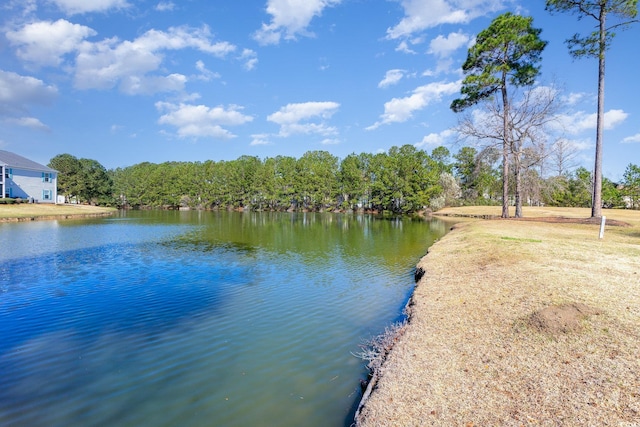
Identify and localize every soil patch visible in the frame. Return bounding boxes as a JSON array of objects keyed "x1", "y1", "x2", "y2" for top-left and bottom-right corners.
[{"x1": 528, "y1": 303, "x2": 601, "y2": 334}]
